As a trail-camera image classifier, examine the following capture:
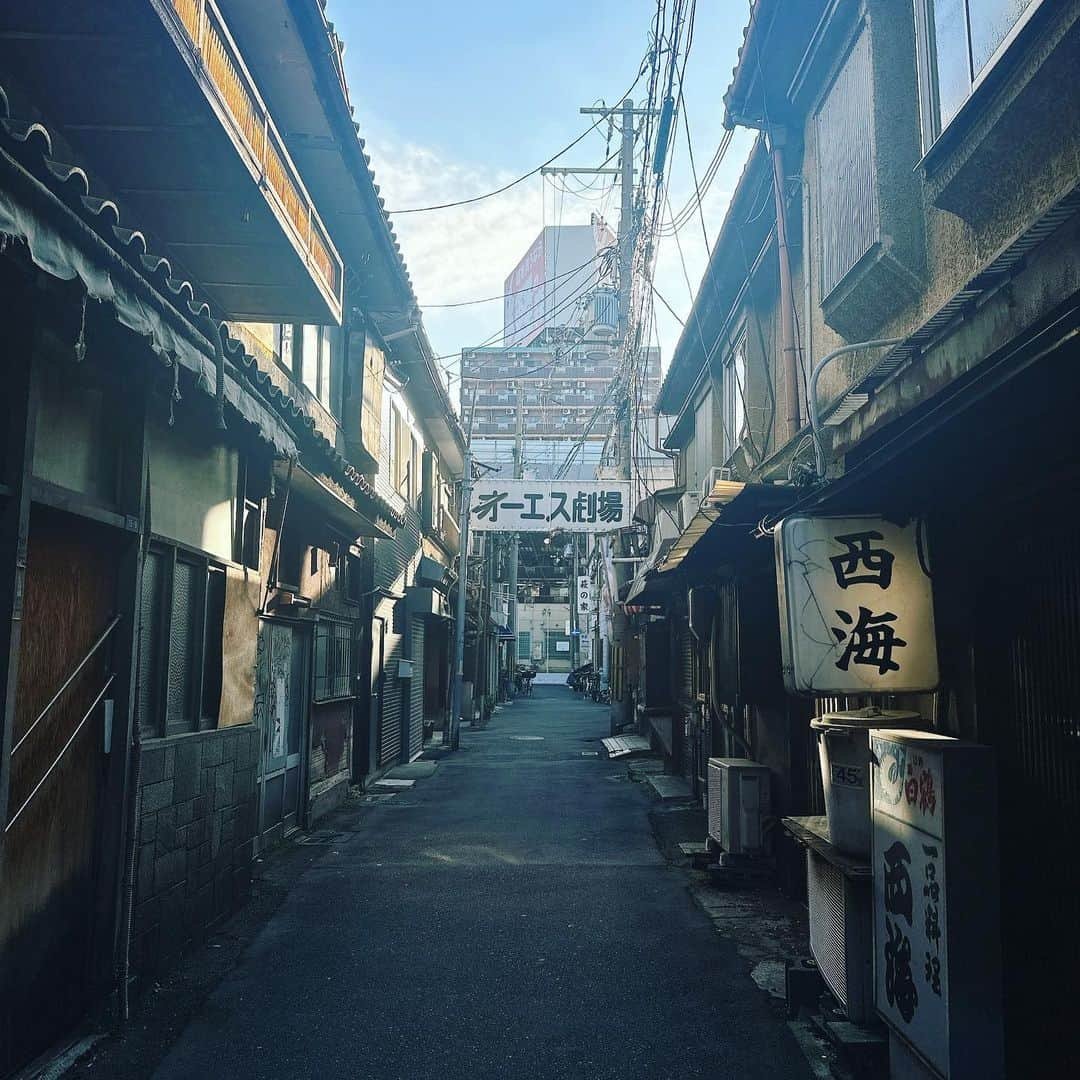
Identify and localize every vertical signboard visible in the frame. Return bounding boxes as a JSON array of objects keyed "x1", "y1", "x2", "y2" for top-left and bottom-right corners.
[
  {"x1": 775, "y1": 516, "x2": 939, "y2": 694},
  {"x1": 871, "y1": 731, "x2": 1004, "y2": 1079},
  {"x1": 576, "y1": 576, "x2": 593, "y2": 615},
  {"x1": 872, "y1": 733, "x2": 948, "y2": 1072},
  {"x1": 504, "y1": 231, "x2": 546, "y2": 346}
]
